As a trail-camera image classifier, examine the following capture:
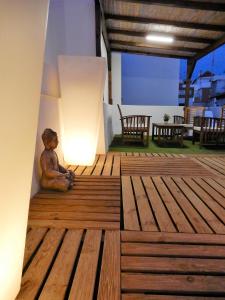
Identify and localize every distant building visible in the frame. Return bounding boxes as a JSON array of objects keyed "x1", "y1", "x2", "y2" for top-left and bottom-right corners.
[
  {"x1": 210, "y1": 75, "x2": 225, "y2": 106},
  {"x1": 192, "y1": 71, "x2": 214, "y2": 106},
  {"x1": 178, "y1": 81, "x2": 194, "y2": 106}
]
